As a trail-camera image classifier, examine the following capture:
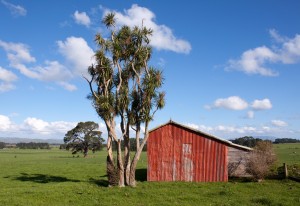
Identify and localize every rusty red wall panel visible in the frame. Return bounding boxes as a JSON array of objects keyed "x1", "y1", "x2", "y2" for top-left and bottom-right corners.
[
  {"x1": 161, "y1": 125, "x2": 173, "y2": 181},
  {"x1": 173, "y1": 125, "x2": 182, "y2": 181},
  {"x1": 147, "y1": 122, "x2": 229, "y2": 182}
]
